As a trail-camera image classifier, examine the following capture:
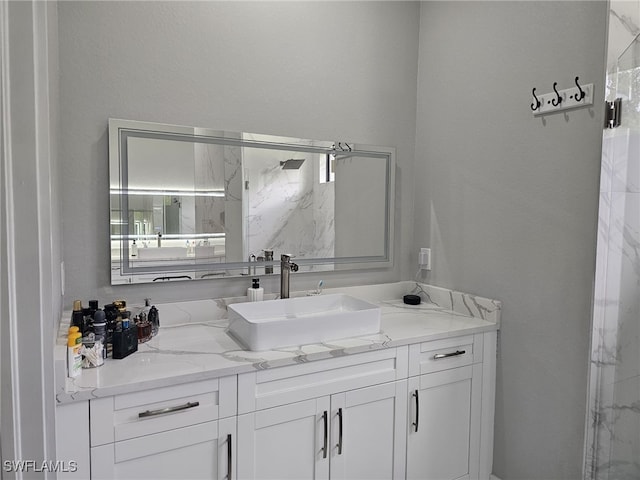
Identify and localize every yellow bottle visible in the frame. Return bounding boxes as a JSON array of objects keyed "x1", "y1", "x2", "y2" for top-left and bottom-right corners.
[{"x1": 67, "y1": 331, "x2": 83, "y2": 378}]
